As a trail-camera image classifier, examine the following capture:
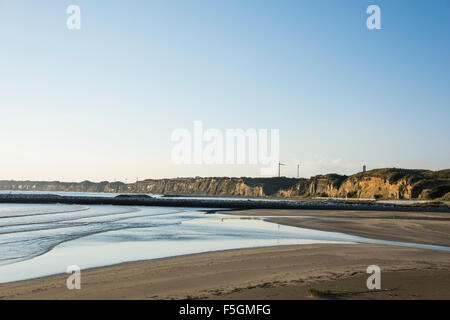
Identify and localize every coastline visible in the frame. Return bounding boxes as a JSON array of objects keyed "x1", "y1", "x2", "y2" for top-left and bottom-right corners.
[
  {"x1": 227, "y1": 209, "x2": 450, "y2": 247},
  {"x1": 0, "y1": 208, "x2": 449, "y2": 299},
  {"x1": 0, "y1": 244, "x2": 449, "y2": 300},
  {"x1": 1, "y1": 193, "x2": 449, "y2": 212}
]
